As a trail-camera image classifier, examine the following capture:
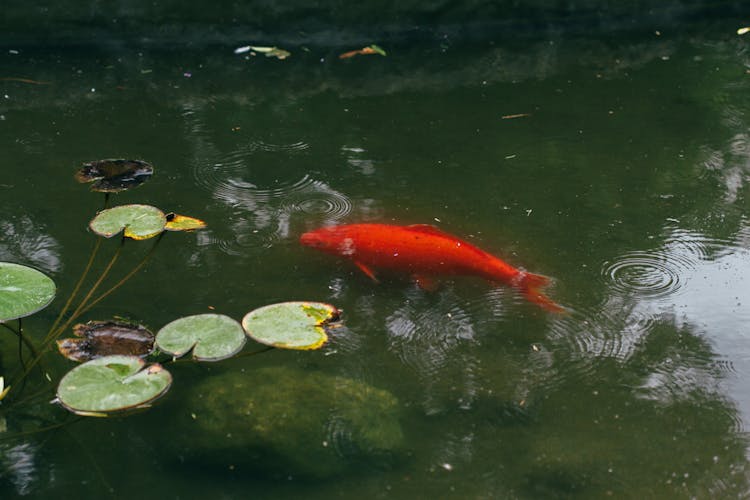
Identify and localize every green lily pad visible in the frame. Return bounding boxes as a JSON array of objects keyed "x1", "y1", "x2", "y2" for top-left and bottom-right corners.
[
  {"x1": 242, "y1": 301, "x2": 340, "y2": 350},
  {"x1": 89, "y1": 204, "x2": 166, "y2": 240},
  {"x1": 56, "y1": 355, "x2": 172, "y2": 416},
  {"x1": 57, "y1": 320, "x2": 155, "y2": 362},
  {"x1": 75, "y1": 159, "x2": 154, "y2": 193},
  {"x1": 156, "y1": 314, "x2": 246, "y2": 361},
  {"x1": 0, "y1": 262, "x2": 56, "y2": 321}
]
